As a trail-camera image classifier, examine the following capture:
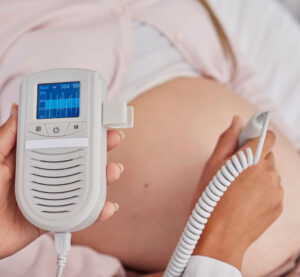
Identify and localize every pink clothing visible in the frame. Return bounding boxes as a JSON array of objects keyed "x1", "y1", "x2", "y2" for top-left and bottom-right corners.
[
  {"x1": 0, "y1": 0, "x2": 254, "y2": 121},
  {"x1": 1, "y1": 0, "x2": 300, "y2": 149},
  {"x1": 2, "y1": 0, "x2": 300, "y2": 149},
  {"x1": 0, "y1": 235, "x2": 125, "y2": 277}
]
